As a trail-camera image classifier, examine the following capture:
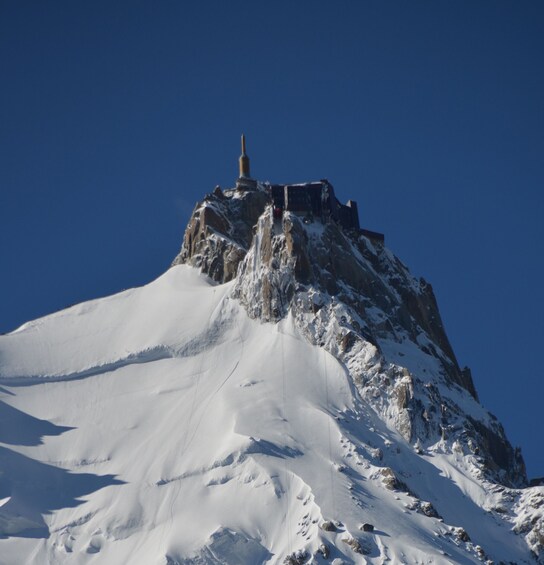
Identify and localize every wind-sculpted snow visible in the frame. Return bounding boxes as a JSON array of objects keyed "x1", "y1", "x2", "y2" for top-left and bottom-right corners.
[
  {"x1": 0, "y1": 265, "x2": 538, "y2": 563},
  {"x1": 0, "y1": 267, "x2": 231, "y2": 383},
  {"x1": 0, "y1": 346, "x2": 173, "y2": 385},
  {"x1": 0, "y1": 320, "x2": 231, "y2": 386},
  {"x1": 1, "y1": 184, "x2": 542, "y2": 563}
]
